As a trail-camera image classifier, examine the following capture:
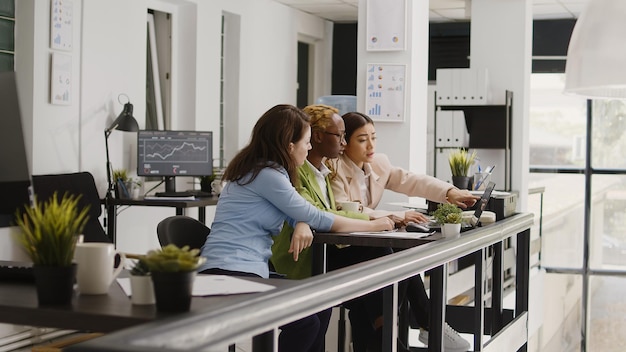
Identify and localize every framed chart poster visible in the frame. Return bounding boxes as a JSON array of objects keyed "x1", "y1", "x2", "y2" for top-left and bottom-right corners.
[
  {"x1": 365, "y1": 64, "x2": 406, "y2": 122},
  {"x1": 366, "y1": 0, "x2": 406, "y2": 51},
  {"x1": 50, "y1": 52, "x2": 72, "y2": 105},
  {"x1": 50, "y1": 0, "x2": 73, "y2": 51}
]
